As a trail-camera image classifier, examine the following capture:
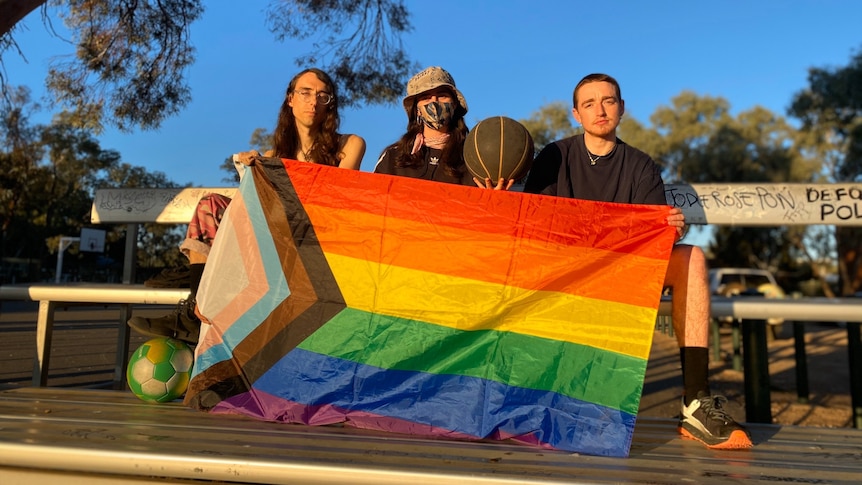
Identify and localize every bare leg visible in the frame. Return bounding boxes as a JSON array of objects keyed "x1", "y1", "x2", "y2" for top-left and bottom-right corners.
[
  {"x1": 188, "y1": 249, "x2": 207, "y2": 265},
  {"x1": 664, "y1": 244, "x2": 710, "y2": 348},
  {"x1": 668, "y1": 244, "x2": 752, "y2": 449}
]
